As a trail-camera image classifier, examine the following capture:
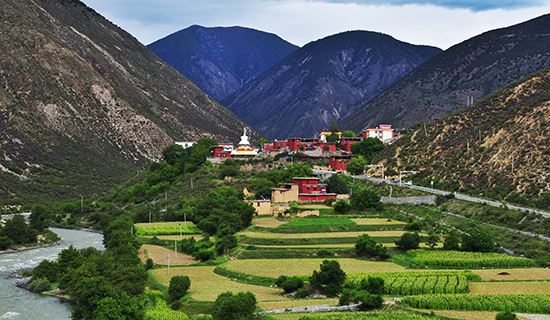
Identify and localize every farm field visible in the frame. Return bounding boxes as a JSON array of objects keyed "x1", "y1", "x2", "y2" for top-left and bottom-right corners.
[
  {"x1": 251, "y1": 242, "x2": 441, "y2": 249},
  {"x1": 425, "y1": 310, "x2": 500, "y2": 320},
  {"x1": 280, "y1": 217, "x2": 356, "y2": 227},
  {"x1": 352, "y1": 218, "x2": 406, "y2": 225},
  {"x1": 399, "y1": 249, "x2": 536, "y2": 268},
  {"x1": 151, "y1": 266, "x2": 285, "y2": 301},
  {"x1": 473, "y1": 268, "x2": 550, "y2": 281},
  {"x1": 139, "y1": 244, "x2": 195, "y2": 265},
  {"x1": 223, "y1": 258, "x2": 407, "y2": 277},
  {"x1": 275, "y1": 311, "x2": 447, "y2": 320},
  {"x1": 257, "y1": 298, "x2": 337, "y2": 310},
  {"x1": 469, "y1": 281, "x2": 550, "y2": 294},
  {"x1": 239, "y1": 230, "x2": 408, "y2": 239},
  {"x1": 135, "y1": 221, "x2": 200, "y2": 236},
  {"x1": 141, "y1": 234, "x2": 199, "y2": 241},
  {"x1": 253, "y1": 217, "x2": 286, "y2": 228}
]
